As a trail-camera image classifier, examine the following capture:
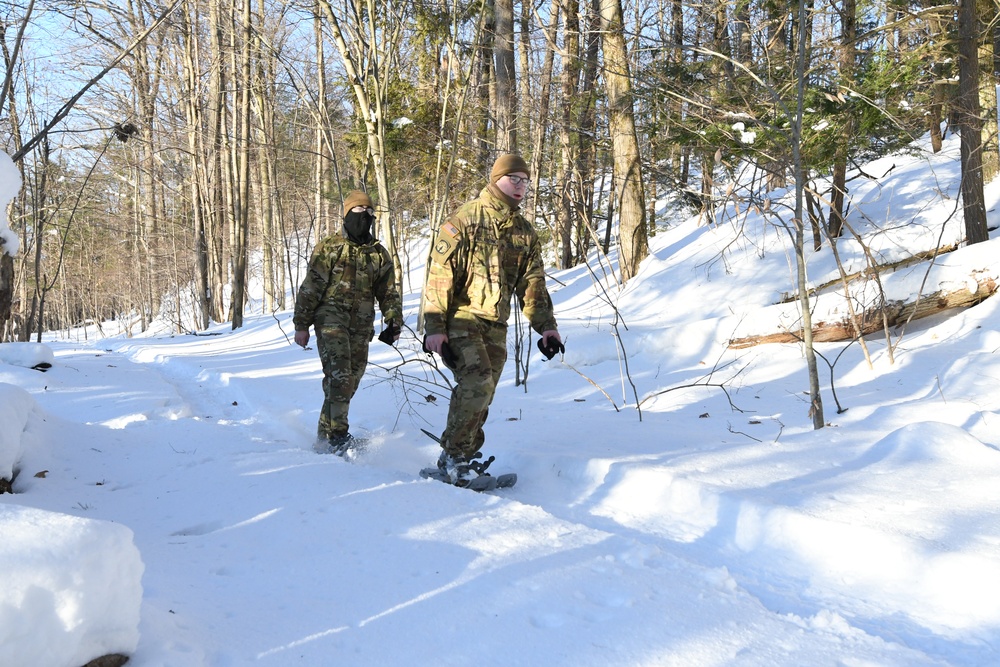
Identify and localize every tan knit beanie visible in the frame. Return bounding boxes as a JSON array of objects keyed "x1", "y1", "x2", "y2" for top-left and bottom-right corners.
[
  {"x1": 342, "y1": 190, "x2": 374, "y2": 216},
  {"x1": 490, "y1": 154, "x2": 530, "y2": 184}
]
